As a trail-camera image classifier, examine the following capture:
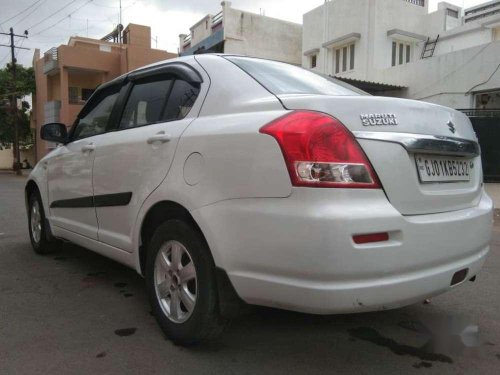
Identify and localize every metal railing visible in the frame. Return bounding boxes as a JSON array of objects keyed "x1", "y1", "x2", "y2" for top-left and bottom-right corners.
[
  {"x1": 465, "y1": 8, "x2": 500, "y2": 23},
  {"x1": 43, "y1": 47, "x2": 58, "y2": 62},
  {"x1": 458, "y1": 109, "x2": 500, "y2": 117},
  {"x1": 212, "y1": 11, "x2": 223, "y2": 26},
  {"x1": 404, "y1": 0, "x2": 425, "y2": 7},
  {"x1": 465, "y1": 1, "x2": 500, "y2": 16}
]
